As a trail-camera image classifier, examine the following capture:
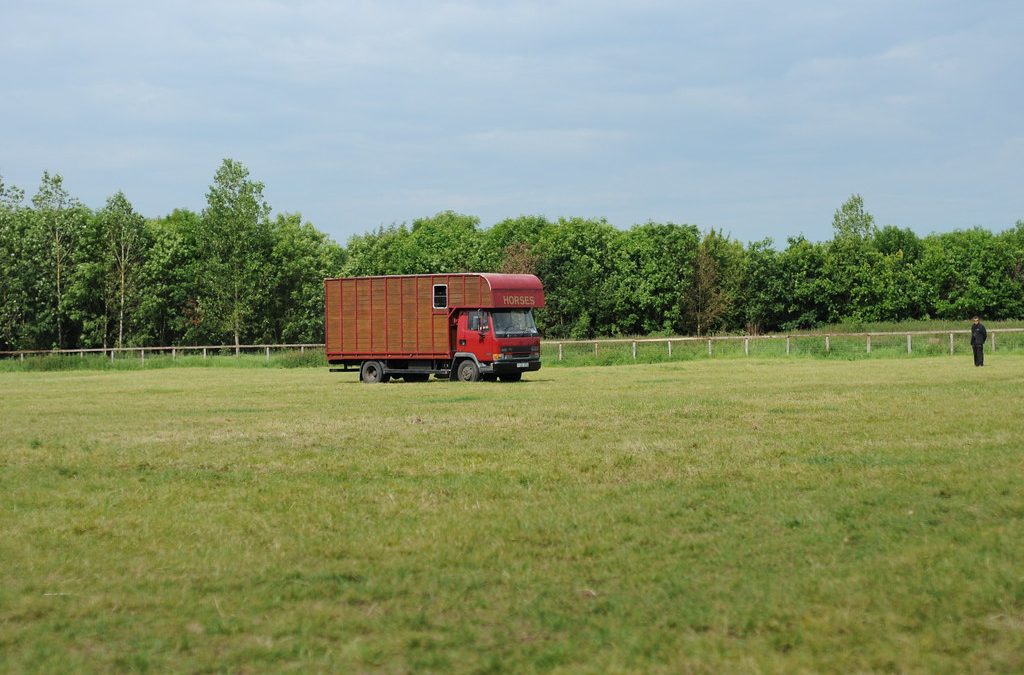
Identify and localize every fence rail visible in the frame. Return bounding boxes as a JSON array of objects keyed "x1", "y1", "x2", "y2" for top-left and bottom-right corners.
[
  {"x1": 0, "y1": 343, "x2": 322, "y2": 362},
  {"x1": 545, "y1": 328, "x2": 1024, "y2": 360},
  {"x1": 2, "y1": 329, "x2": 1022, "y2": 363}
]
